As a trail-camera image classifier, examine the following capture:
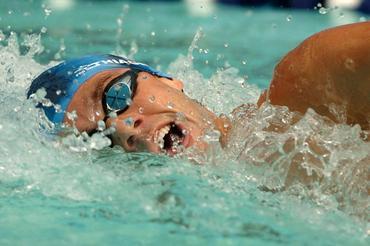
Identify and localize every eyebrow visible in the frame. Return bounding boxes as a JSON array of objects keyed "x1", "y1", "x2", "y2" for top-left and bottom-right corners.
[{"x1": 93, "y1": 72, "x2": 123, "y2": 100}]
